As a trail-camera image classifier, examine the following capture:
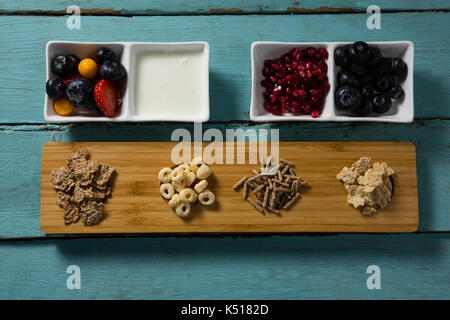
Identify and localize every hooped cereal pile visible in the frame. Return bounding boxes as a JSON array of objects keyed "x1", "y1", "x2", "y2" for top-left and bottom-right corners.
[{"x1": 158, "y1": 157, "x2": 215, "y2": 218}]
